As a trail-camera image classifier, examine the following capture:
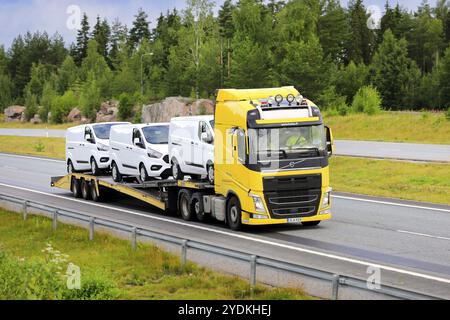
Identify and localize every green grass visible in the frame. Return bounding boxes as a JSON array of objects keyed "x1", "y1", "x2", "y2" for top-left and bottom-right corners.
[
  {"x1": 330, "y1": 157, "x2": 450, "y2": 205},
  {"x1": 0, "y1": 136, "x2": 65, "y2": 159},
  {"x1": 0, "y1": 114, "x2": 73, "y2": 130},
  {"x1": 0, "y1": 209, "x2": 310, "y2": 300},
  {"x1": 324, "y1": 111, "x2": 450, "y2": 144}
]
